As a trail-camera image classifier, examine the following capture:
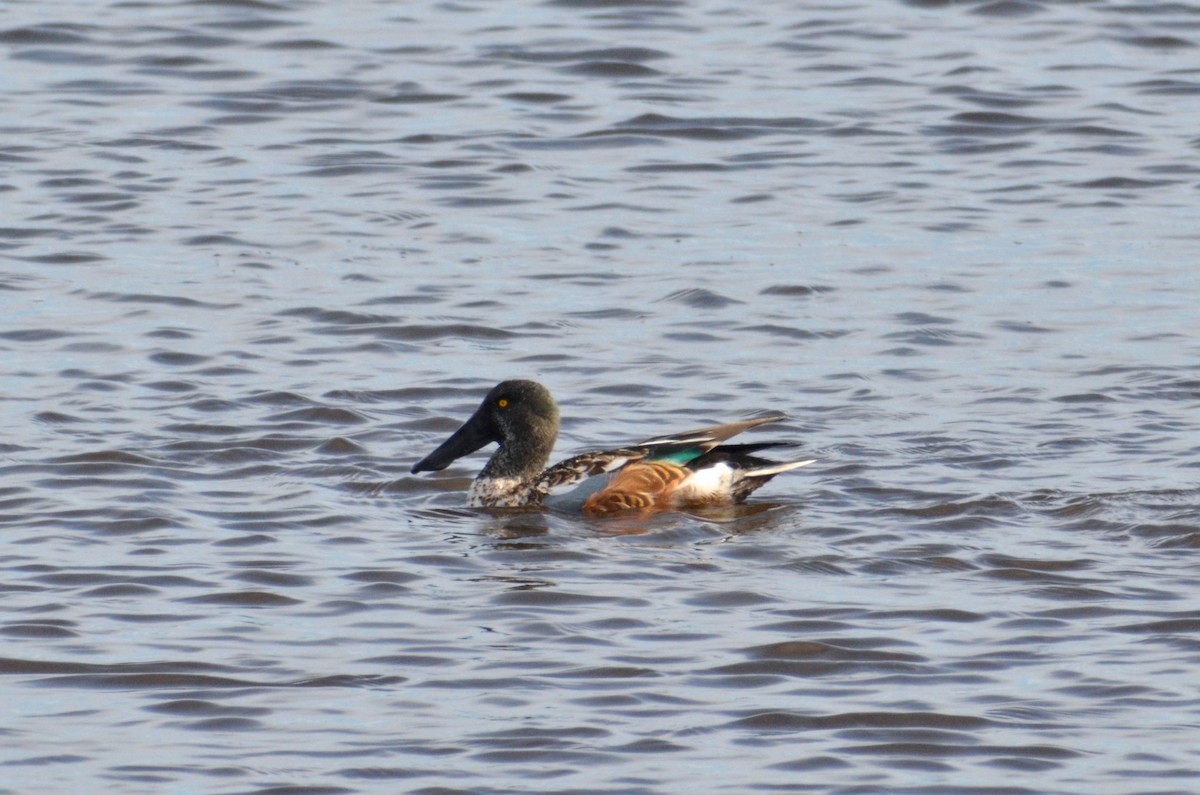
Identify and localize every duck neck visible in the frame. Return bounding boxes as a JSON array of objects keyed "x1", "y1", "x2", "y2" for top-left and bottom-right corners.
[
  {"x1": 480, "y1": 430, "x2": 555, "y2": 484},
  {"x1": 469, "y1": 430, "x2": 556, "y2": 508}
]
